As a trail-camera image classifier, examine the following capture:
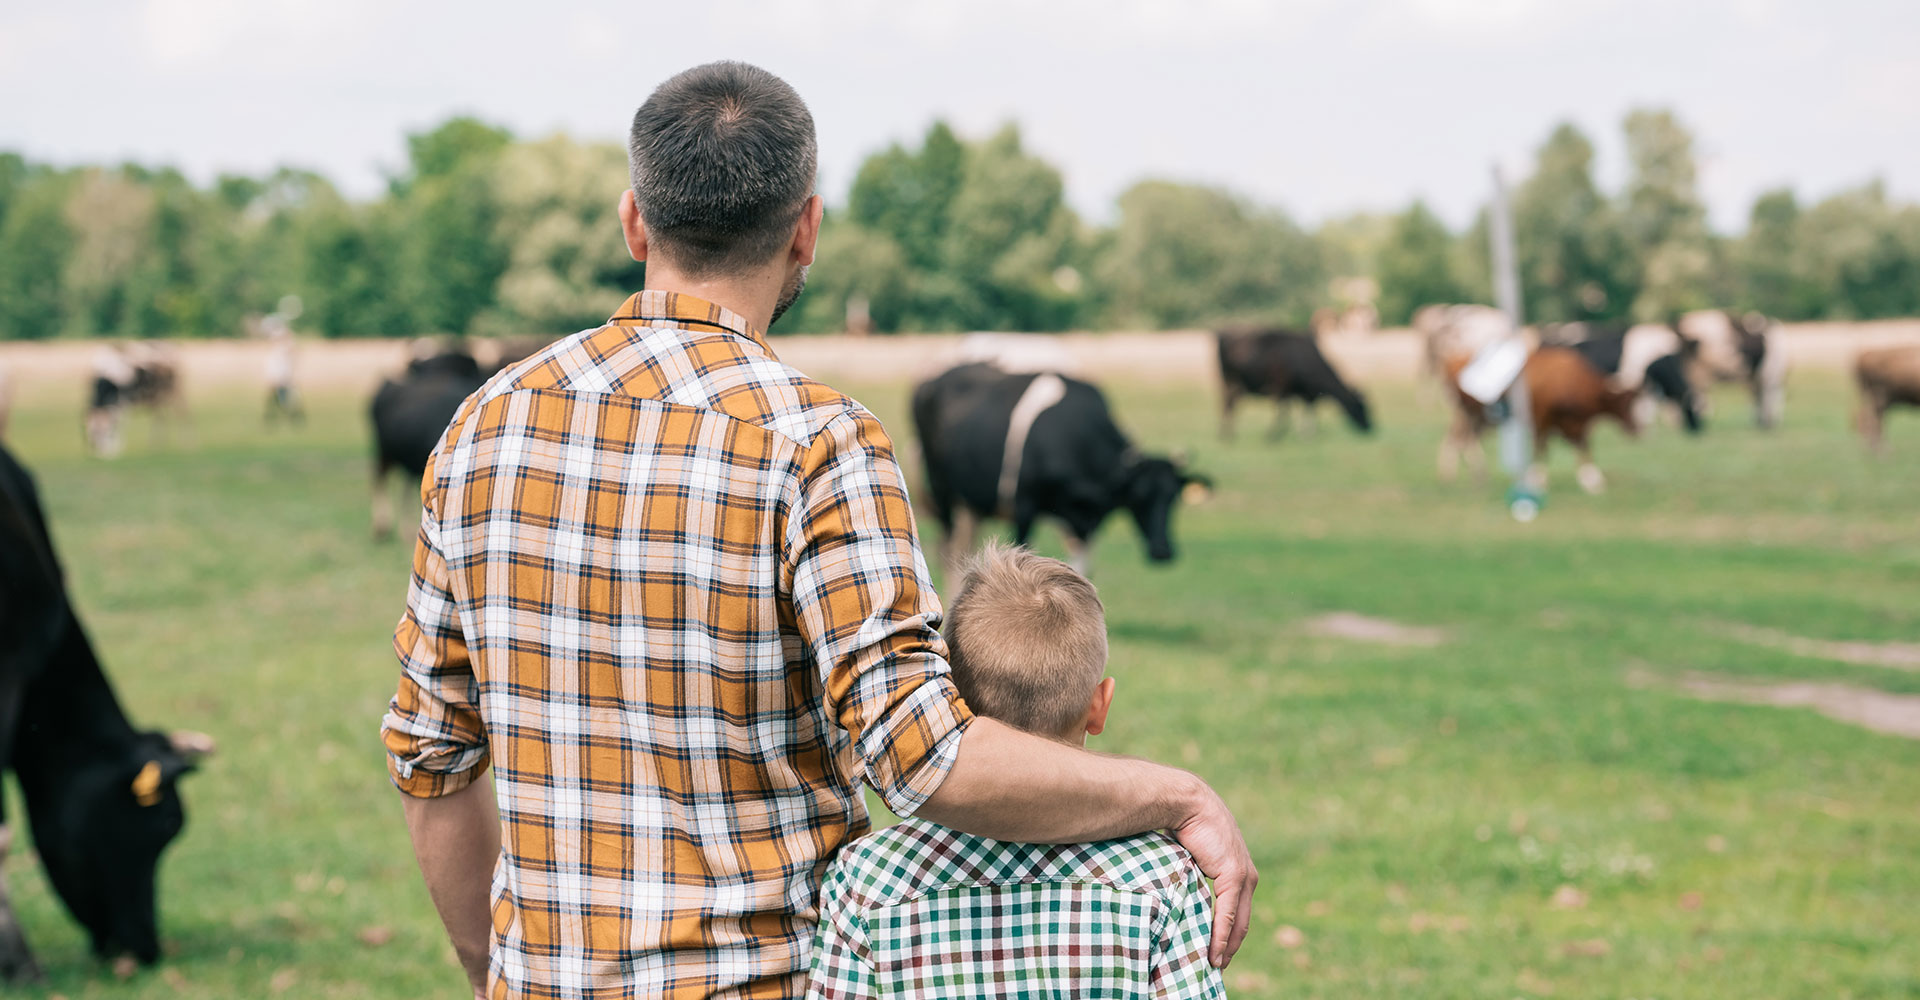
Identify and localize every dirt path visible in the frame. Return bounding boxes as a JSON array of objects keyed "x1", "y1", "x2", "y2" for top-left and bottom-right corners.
[
  {"x1": 1673, "y1": 672, "x2": 1920, "y2": 740},
  {"x1": 1302, "y1": 611, "x2": 1449, "y2": 647},
  {"x1": 1716, "y1": 623, "x2": 1920, "y2": 671}
]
